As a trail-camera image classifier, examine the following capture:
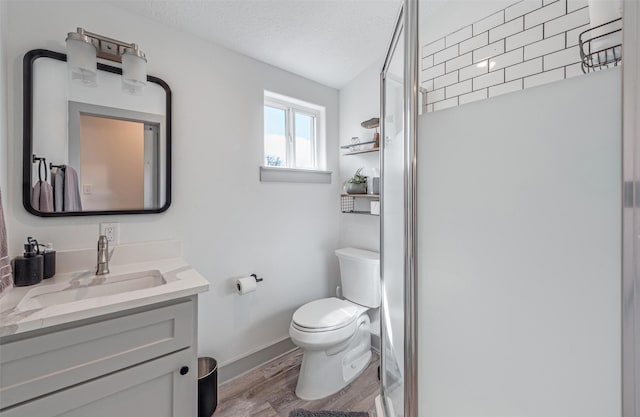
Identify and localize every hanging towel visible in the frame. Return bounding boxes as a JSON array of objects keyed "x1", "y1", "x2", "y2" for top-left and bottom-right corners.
[
  {"x1": 31, "y1": 180, "x2": 53, "y2": 213},
  {"x1": 52, "y1": 168, "x2": 65, "y2": 212},
  {"x1": 63, "y1": 165, "x2": 82, "y2": 212},
  {"x1": 0, "y1": 188, "x2": 12, "y2": 296}
]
